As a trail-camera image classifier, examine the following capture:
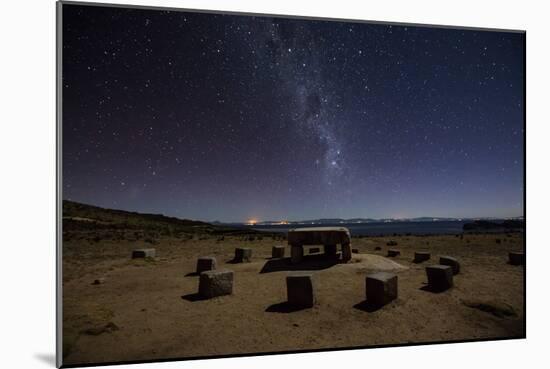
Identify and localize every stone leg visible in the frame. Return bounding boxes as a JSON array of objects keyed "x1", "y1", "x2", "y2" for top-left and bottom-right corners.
[
  {"x1": 290, "y1": 245, "x2": 304, "y2": 264},
  {"x1": 323, "y1": 244, "x2": 337, "y2": 256},
  {"x1": 341, "y1": 243, "x2": 352, "y2": 262},
  {"x1": 272, "y1": 246, "x2": 285, "y2": 259}
]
